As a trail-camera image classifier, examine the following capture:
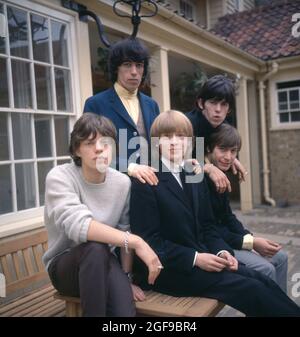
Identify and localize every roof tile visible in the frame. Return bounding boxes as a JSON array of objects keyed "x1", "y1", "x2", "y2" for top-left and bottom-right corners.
[{"x1": 211, "y1": 0, "x2": 300, "y2": 60}]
